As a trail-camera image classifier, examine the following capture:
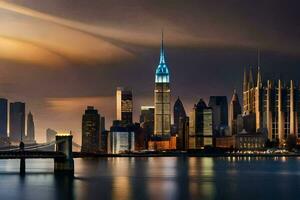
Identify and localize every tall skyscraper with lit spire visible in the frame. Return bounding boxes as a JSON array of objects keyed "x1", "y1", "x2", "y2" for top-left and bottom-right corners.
[{"x1": 154, "y1": 32, "x2": 171, "y2": 139}]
